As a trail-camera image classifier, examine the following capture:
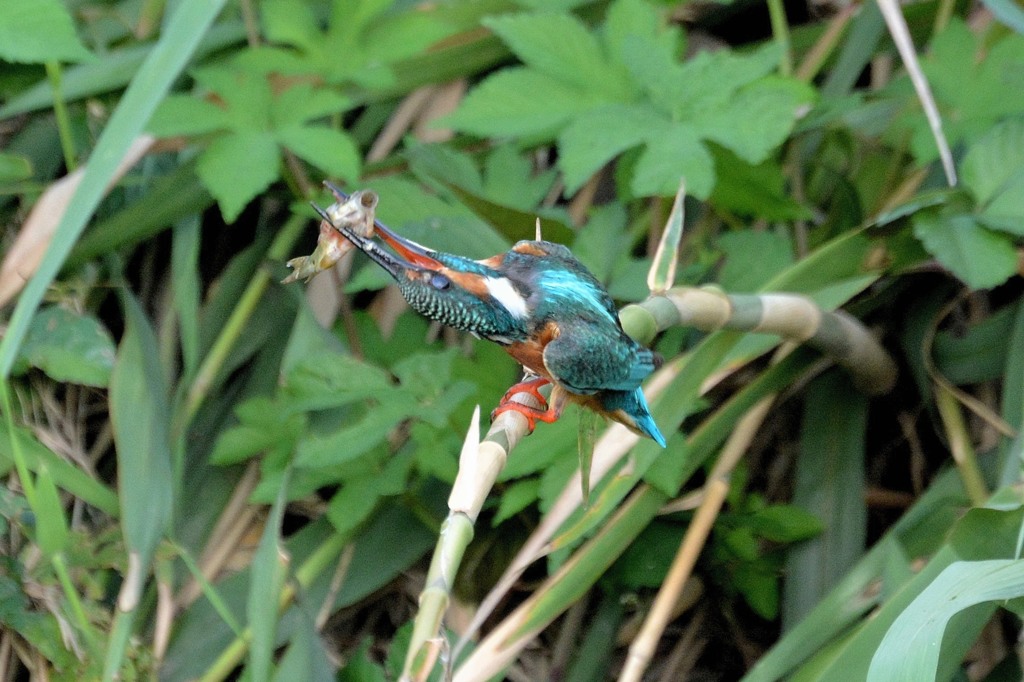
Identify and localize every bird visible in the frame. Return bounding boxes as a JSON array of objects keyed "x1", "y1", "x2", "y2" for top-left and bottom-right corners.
[{"x1": 310, "y1": 184, "x2": 666, "y2": 447}]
